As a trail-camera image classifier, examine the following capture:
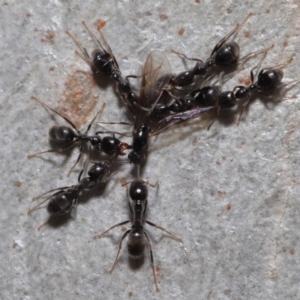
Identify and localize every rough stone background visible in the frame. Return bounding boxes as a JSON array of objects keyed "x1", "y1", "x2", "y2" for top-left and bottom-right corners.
[{"x1": 1, "y1": 1, "x2": 300, "y2": 299}]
